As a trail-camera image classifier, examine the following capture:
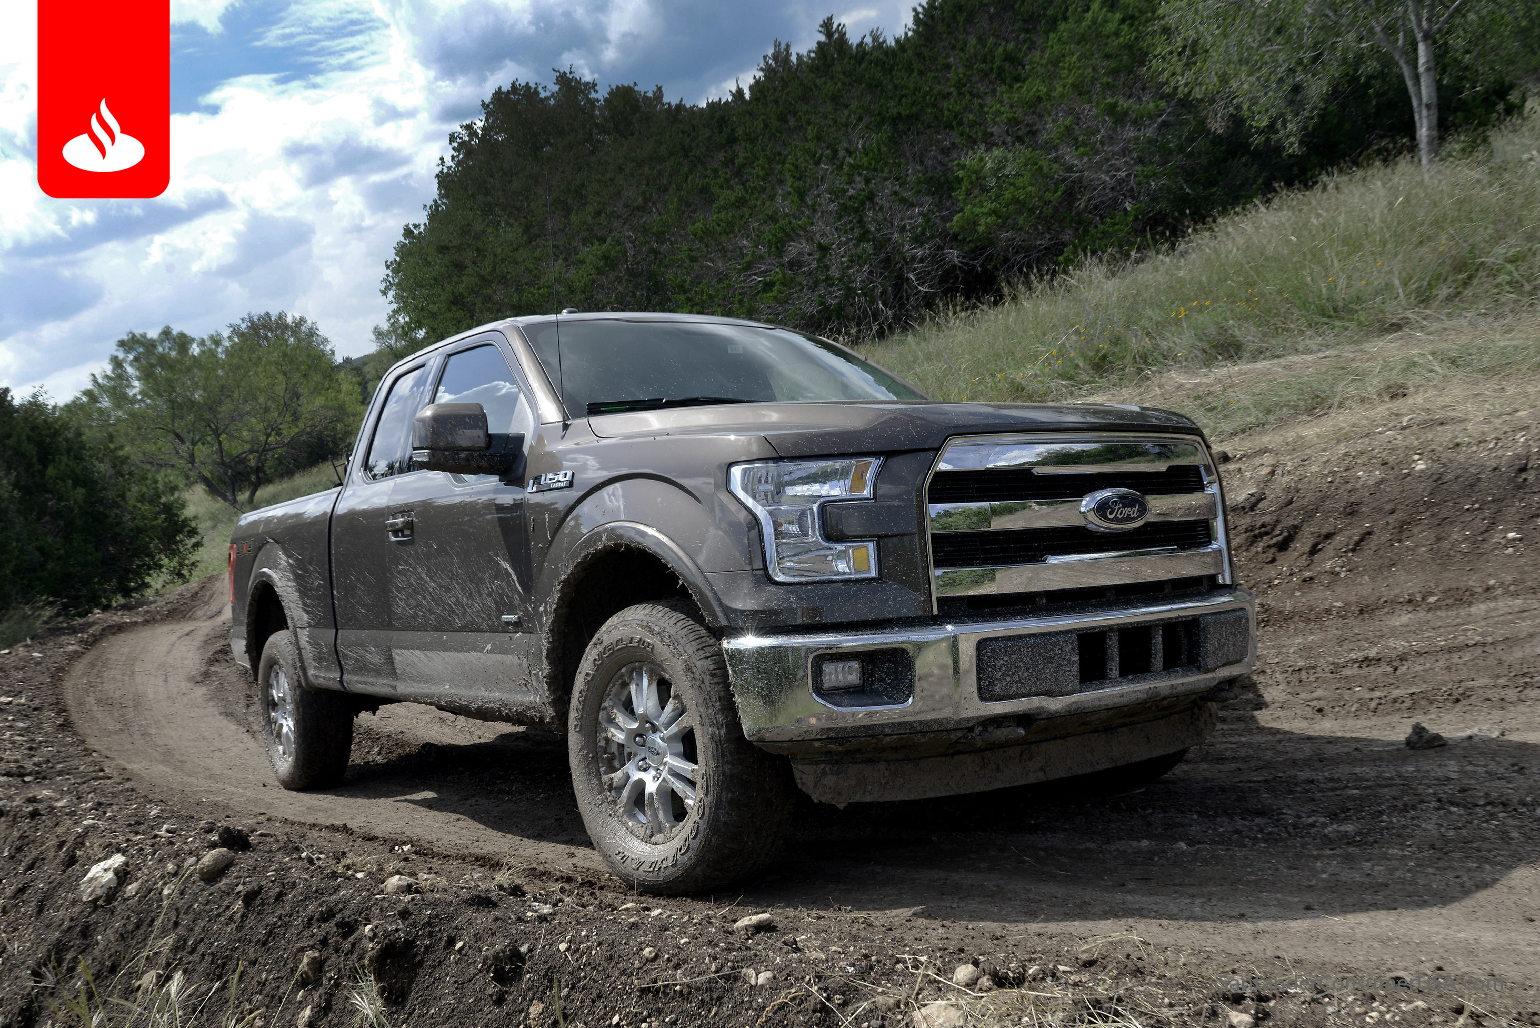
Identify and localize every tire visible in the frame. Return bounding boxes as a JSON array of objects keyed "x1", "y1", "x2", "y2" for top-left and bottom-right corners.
[
  {"x1": 567, "y1": 602, "x2": 795, "y2": 894},
  {"x1": 257, "y1": 631, "x2": 354, "y2": 790}
]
